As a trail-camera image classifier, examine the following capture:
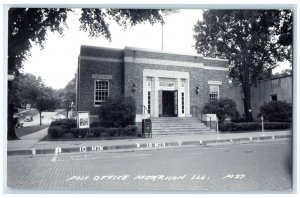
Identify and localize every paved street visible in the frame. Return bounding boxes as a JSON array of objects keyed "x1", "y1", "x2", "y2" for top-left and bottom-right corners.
[
  {"x1": 6, "y1": 140, "x2": 292, "y2": 192},
  {"x1": 21, "y1": 111, "x2": 57, "y2": 127}
]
